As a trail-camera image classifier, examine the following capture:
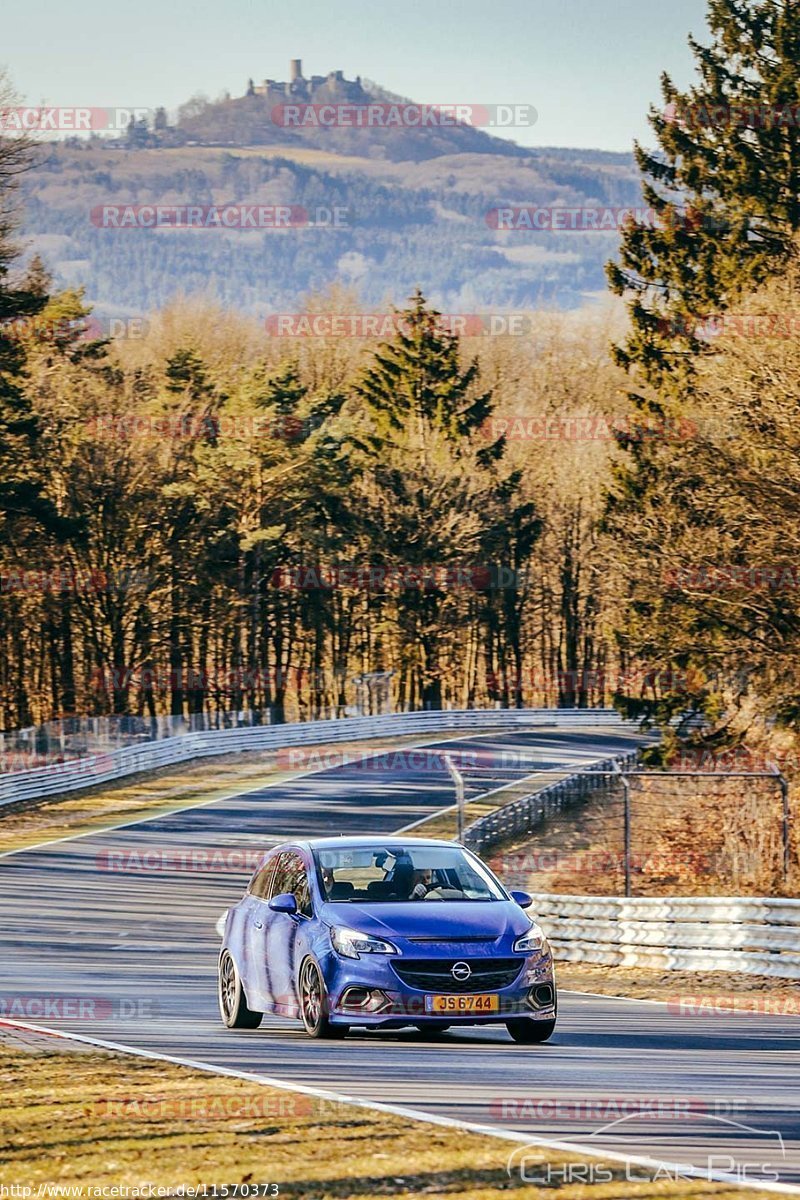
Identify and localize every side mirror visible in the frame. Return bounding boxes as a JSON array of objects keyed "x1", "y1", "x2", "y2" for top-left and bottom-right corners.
[
  {"x1": 511, "y1": 889, "x2": 533, "y2": 909},
  {"x1": 268, "y1": 892, "x2": 298, "y2": 915}
]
